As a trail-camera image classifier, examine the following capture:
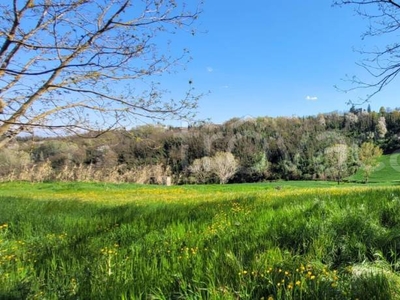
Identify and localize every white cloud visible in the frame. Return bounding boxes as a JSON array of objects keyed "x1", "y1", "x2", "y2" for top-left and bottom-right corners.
[
  {"x1": 207, "y1": 67, "x2": 213, "y2": 73},
  {"x1": 306, "y1": 95, "x2": 318, "y2": 101}
]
